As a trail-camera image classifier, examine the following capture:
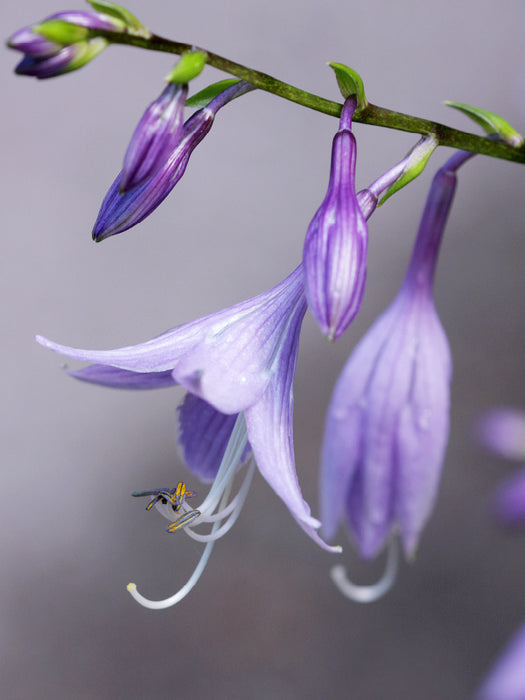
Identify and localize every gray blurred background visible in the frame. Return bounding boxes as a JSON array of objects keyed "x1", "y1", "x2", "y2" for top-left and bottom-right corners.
[{"x1": 2, "y1": 0, "x2": 524, "y2": 698}]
